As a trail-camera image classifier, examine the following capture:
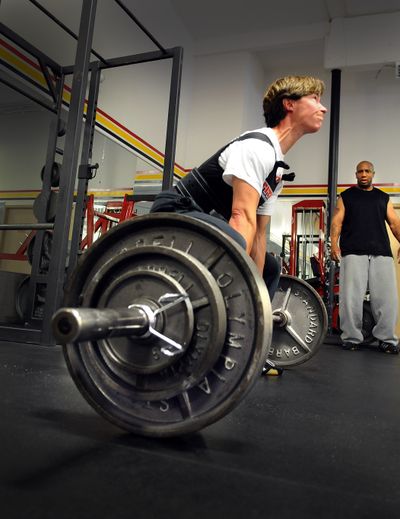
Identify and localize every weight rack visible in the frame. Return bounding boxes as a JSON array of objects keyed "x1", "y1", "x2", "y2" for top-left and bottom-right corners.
[{"x1": 0, "y1": 0, "x2": 183, "y2": 345}]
